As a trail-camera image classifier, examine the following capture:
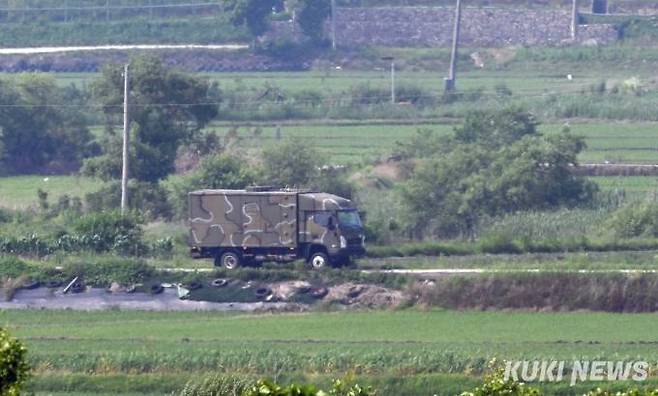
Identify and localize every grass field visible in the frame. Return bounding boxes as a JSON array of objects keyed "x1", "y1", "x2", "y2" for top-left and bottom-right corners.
[
  {"x1": 204, "y1": 121, "x2": 658, "y2": 164},
  {"x1": 0, "y1": 175, "x2": 102, "y2": 210},
  {"x1": 4, "y1": 309, "x2": 658, "y2": 395}
]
